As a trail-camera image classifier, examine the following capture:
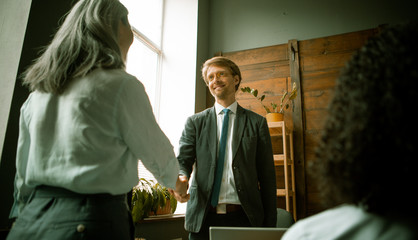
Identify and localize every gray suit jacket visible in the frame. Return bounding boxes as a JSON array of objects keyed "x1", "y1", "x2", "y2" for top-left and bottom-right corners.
[{"x1": 178, "y1": 104, "x2": 277, "y2": 233}]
